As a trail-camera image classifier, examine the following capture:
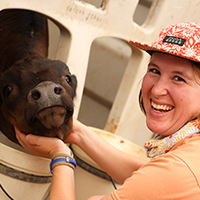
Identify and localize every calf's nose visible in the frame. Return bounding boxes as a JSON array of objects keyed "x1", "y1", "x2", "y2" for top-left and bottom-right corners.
[
  {"x1": 31, "y1": 85, "x2": 63, "y2": 100},
  {"x1": 29, "y1": 81, "x2": 64, "y2": 109}
]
